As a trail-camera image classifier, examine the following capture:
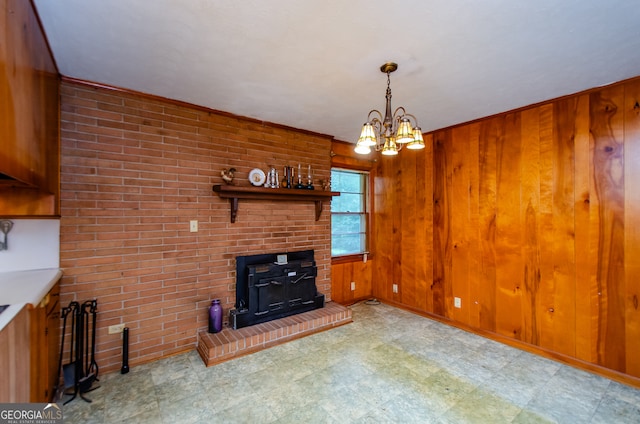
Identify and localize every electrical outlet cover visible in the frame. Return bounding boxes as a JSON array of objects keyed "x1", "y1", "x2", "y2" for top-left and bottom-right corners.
[{"x1": 108, "y1": 323, "x2": 126, "y2": 334}]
